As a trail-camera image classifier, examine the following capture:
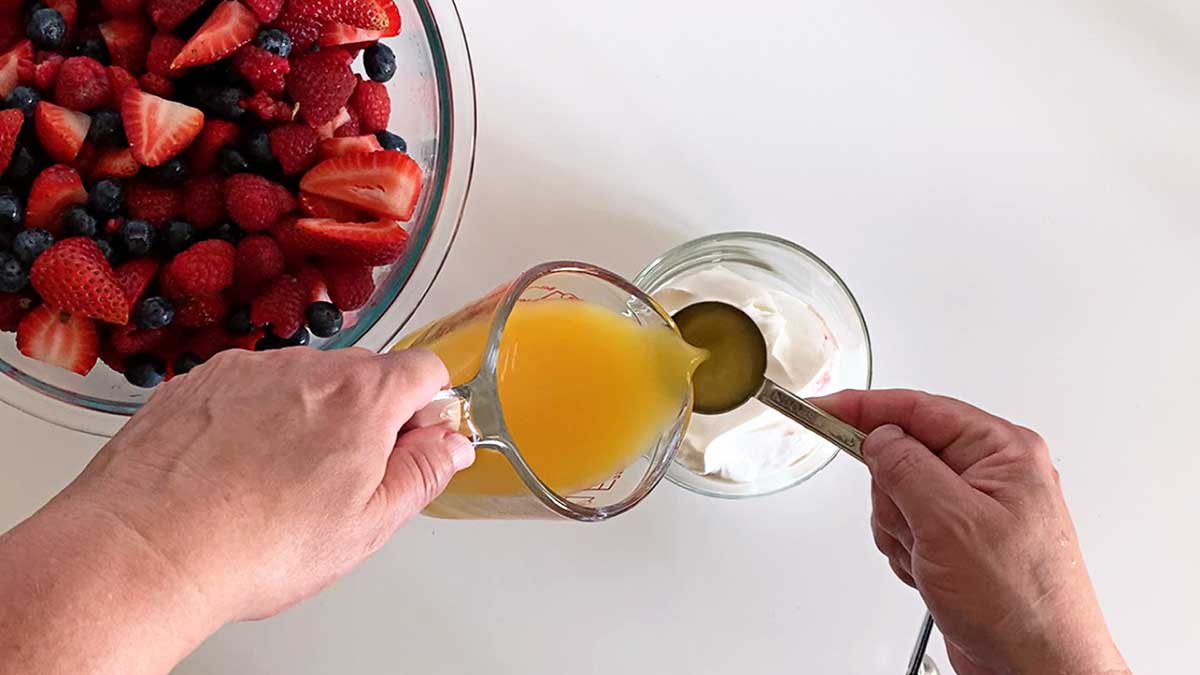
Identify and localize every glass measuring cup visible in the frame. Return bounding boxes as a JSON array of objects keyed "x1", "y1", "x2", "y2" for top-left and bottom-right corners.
[{"x1": 391, "y1": 261, "x2": 694, "y2": 521}]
